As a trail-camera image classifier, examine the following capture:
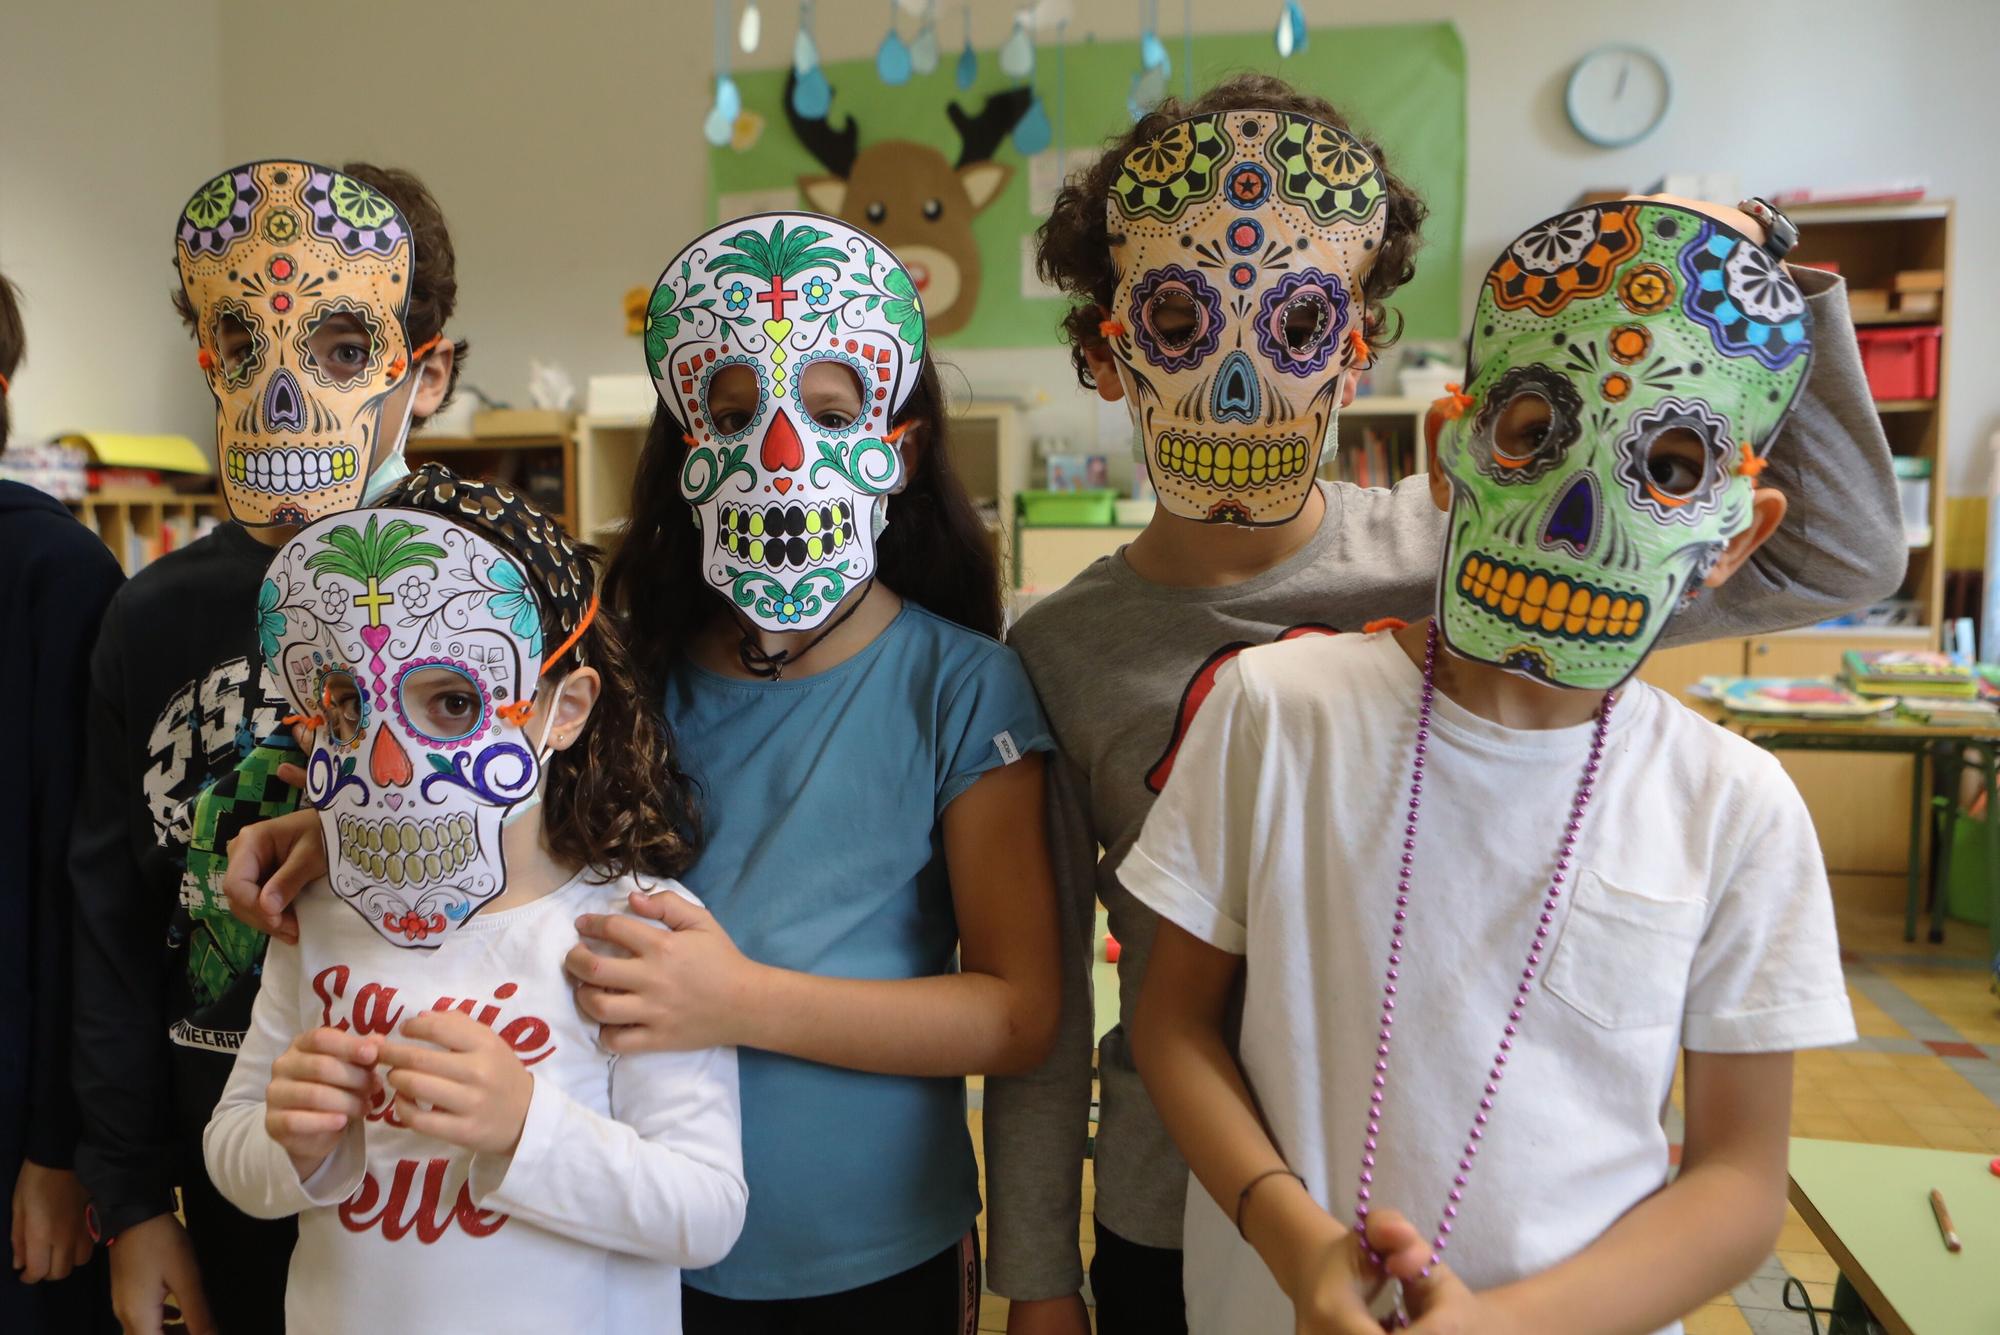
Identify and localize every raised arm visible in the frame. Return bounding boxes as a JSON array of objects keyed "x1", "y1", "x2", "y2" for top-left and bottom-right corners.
[
  {"x1": 469, "y1": 1023, "x2": 746, "y2": 1267},
  {"x1": 984, "y1": 751, "x2": 1099, "y2": 1318},
  {"x1": 1663, "y1": 268, "x2": 1903, "y2": 643},
  {"x1": 571, "y1": 753, "x2": 1062, "y2": 1077}
]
